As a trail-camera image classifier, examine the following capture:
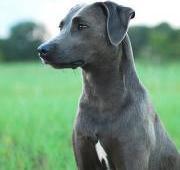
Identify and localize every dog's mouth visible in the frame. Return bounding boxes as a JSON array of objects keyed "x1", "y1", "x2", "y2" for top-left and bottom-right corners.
[{"x1": 40, "y1": 57, "x2": 85, "y2": 69}]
